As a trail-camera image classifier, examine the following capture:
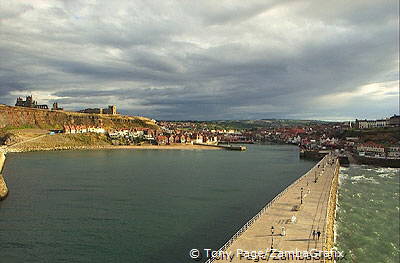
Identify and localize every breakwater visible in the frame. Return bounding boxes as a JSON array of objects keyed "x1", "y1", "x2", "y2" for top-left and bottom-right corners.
[
  {"x1": 353, "y1": 155, "x2": 400, "y2": 168},
  {"x1": 0, "y1": 152, "x2": 8, "y2": 200},
  {"x1": 207, "y1": 153, "x2": 339, "y2": 262},
  {"x1": 323, "y1": 159, "x2": 340, "y2": 263},
  {"x1": 193, "y1": 143, "x2": 247, "y2": 151}
]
